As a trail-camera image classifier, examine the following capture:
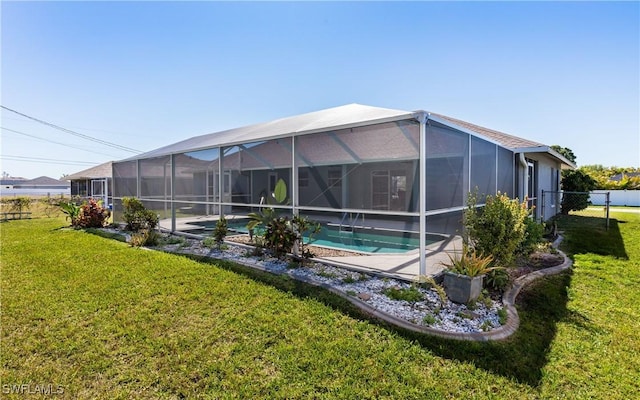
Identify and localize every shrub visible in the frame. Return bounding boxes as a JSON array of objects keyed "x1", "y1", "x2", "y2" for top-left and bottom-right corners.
[
  {"x1": 560, "y1": 169, "x2": 597, "y2": 214},
  {"x1": 122, "y1": 197, "x2": 158, "y2": 232},
  {"x1": 60, "y1": 202, "x2": 83, "y2": 226},
  {"x1": 519, "y1": 218, "x2": 545, "y2": 255},
  {"x1": 464, "y1": 192, "x2": 531, "y2": 268},
  {"x1": 129, "y1": 229, "x2": 160, "y2": 247},
  {"x1": 484, "y1": 268, "x2": 510, "y2": 292},
  {"x1": 6, "y1": 196, "x2": 31, "y2": 213},
  {"x1": 212, "y1": 216, "x2": 228, "y2": 246},
  {"x1": 264, "y1": 216, "x2": 296, "y2": 259},
  {"x1": 76, "y1": 199, "x2": 110, "y2": 228},
  {"x1": 40, "y1": 197, "x2": 62, "y2": 218}
]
